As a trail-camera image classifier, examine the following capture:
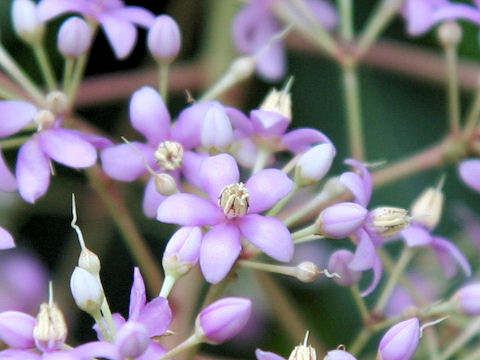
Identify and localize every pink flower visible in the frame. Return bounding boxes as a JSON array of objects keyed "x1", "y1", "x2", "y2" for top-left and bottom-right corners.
[{"x1": 157, "y1": 153, "x2": 294, "y2": 283}]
